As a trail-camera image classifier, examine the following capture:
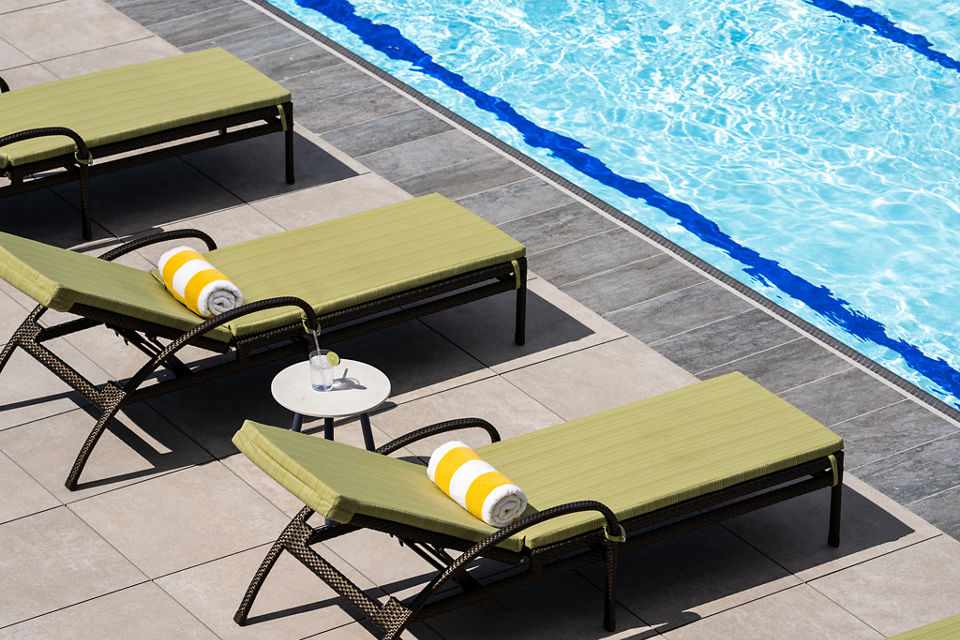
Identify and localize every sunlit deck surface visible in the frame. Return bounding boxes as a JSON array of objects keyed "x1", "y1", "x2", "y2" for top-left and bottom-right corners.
[{"x1": 1, "y1": 0, "x2": 959, "y2": 637}]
